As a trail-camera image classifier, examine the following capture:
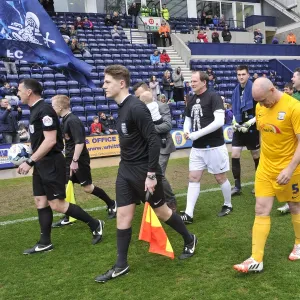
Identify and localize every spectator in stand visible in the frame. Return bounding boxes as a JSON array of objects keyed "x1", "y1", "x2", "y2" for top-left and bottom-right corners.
[
  {"x1": 222, "y1": 96, "x2": 233, "y2": 125},
  {"x1": 18, "y1": 123, "x2": 30, "y2": 142},
  {"x1": 149, "y1": 75, "x2": 160, "y2": 101},
  {"x1": 287, "y1": 32, "x2": 296, "y2": 44},
  {"x1": 1, "y1": 82, "x2": 19, "y2": 102},
  {"x1": 206, "y1": 67, "x2": 215, "y2": 78},
  {"x1": 197, "y1": 30, "x2": 208, "y2": 43},
  {"x1": 211, "y1": 28, "x2": 220, "y2": 43},
  {"x1": 112, "y1": 11, "x2": 121, "y2": 26},
  {"x1": 150, "y1": 50, "x2": 160, "y2": 66},
  {"x1": 159, "y1": 94, "x2": 167, "y2": 104},
  {"x1": 172, "y1": 67, "x2": 184, "y2": 102},
  {"x1": 212, "y1": 15, "x2": 219, "y2": 27},
  {"x1": 252, "y1": 73, "x2": 259, "y2": 82},
  {"x1": 184, "y1": 81, "x2": 193, "y2": 96},
  {"x1": 81, "y1": 42, "x2": 92, "y2": 57},
  {"x1": 200, "y1": 12, "x2": 206, "y2": 26},
  {"x1": 59, "y1": 24, "x2": 70, "y2": 39},
  {"x1": 160, "y1": 49, "x2": 171, "y2": 66},
  {"x1": 158, "y1": 20, "x2": 171, "y2": 47},
  {"x1": 90, "y1": 116, "x2": 104, "y2": 136},
  {"x1": 69, "y1": 25, "x2": 77, "y2": 38},
  {"x1": 254, "y1": 29, "x2": 263, "y2": 44},
  {"x1": 83, "y1": 17, "x2": 93, "y2": 29},
  {"x1": 1, "y1": 58, "x2": 17, "y2": 75},
  {"x1": 161, "y1": 4, "x2": 170, "y2": 21},
  {"x1": 105, "y1": 14, "x2": 113, "y2": 26},
  {"x1": 74, "y1": 17, "x2": 83, "y2": 30},
  {"x1": 272, "y1": 36, "x2": 279, "y2": 44},
  {"x1": 284, "y1": 82, "x2": 294, "y2": 96},
  {"x1": 162, "y1": 70, "x2": 174, "y2": 101},
  {"x1": 0, "y1": 98, "x2": 22, "y2": 143},
  {"x1": 111, "y1": 25, "x2": 122, "y2": 39},
  {"x1": 219, "y1": 14, "x2": 226, "y2": 27},
  {"x1": 98, "y1": 112, "x2": 118, "y2": 135},
  {"x1": 69, "y1": 38, "x2": 83, "y2": 54},
  {"x1": 222, "y1": 25, "x2": 232, "y2": 43},
  {"x1": 128, "y1": 2, "x2": 139, "y2": 28}
]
